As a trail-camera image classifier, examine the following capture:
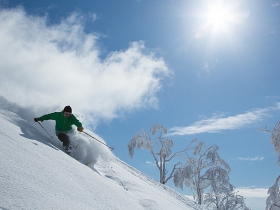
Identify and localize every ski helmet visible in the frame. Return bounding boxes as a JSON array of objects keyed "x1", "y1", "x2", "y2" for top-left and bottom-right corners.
[{"x1": 63, "y1": 106, "x2": 72, "y2": 113}]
